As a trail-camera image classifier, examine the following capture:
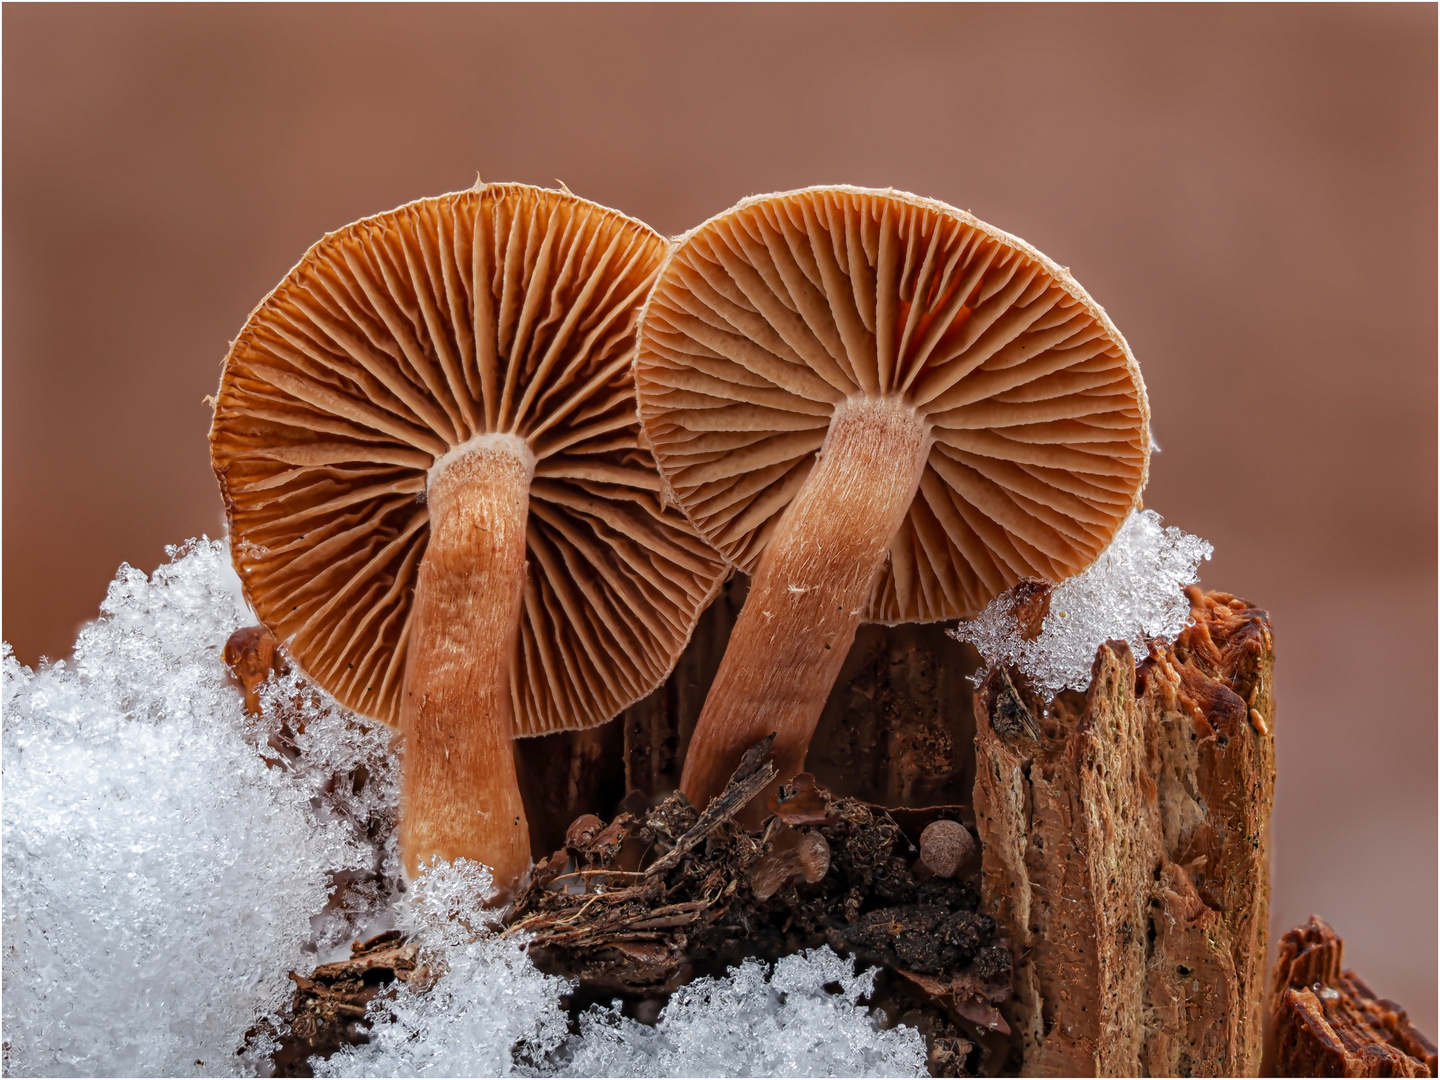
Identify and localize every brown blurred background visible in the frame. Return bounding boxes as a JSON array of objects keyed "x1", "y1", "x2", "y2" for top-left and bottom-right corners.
[{"x1": 5, "y1": 3, "x2": 1435, "y2": 1031}]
